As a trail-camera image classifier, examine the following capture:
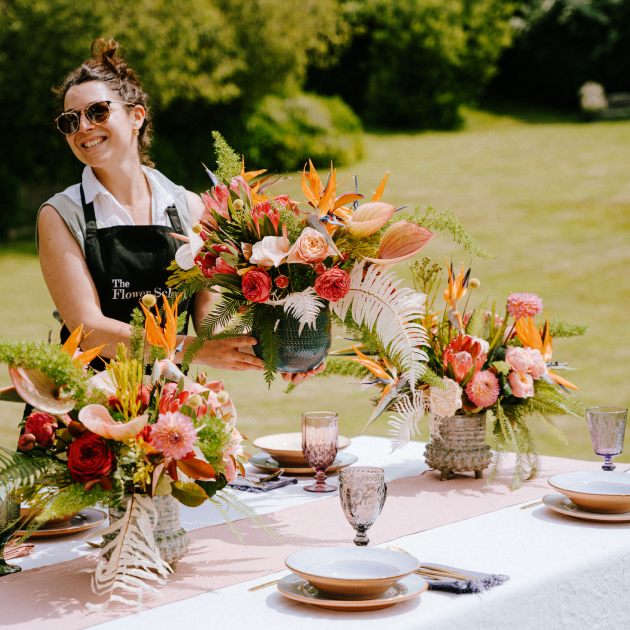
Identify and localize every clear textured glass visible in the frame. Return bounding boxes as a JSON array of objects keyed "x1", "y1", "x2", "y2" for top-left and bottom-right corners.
[
  {"x1": 338, "y1": 467, "x2": 387, "y2": 546},
  {"x1": 302, "y1": 411, "x2": 338, "y2": 493},
  {"x1": 587, "y1": 406, "x2": 628, "y2": 471},
  {"x1": 0, "y1": 496, "x2": 22, "y2": 576}
]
